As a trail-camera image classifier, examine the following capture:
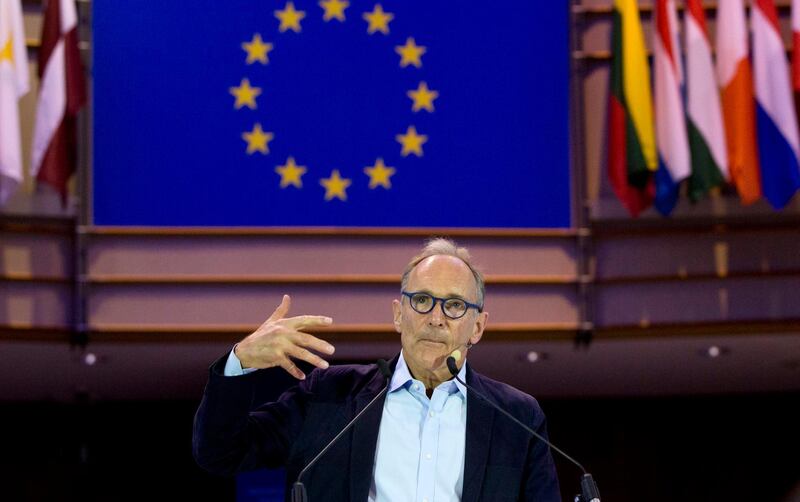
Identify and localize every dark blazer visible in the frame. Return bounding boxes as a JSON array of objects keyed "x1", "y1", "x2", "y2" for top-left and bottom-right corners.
[{"x1": 193, "y1": 354, "x2": 561, "y2": 501}]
